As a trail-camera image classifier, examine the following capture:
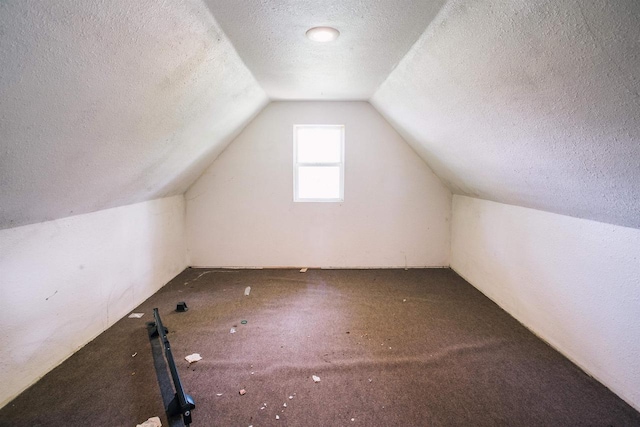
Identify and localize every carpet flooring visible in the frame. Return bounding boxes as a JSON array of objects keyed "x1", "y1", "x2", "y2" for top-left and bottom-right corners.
[{"x1": 1, "y1": 268, "x2": 639, "y2": 426}]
